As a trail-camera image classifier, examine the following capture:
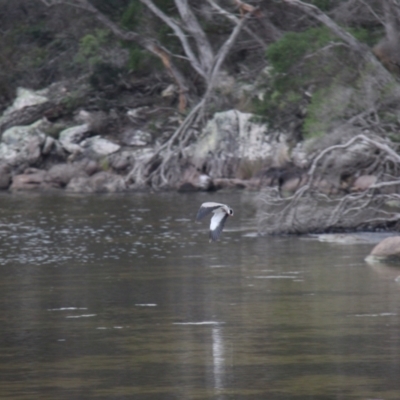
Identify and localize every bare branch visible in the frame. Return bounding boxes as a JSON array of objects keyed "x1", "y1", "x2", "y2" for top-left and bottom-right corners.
[
  {"x1": 139, "y1": 0, "x2": 207, "y2": 79},
  {"x1": 207, "y1": 0, "x2": 268, "y2": 49},
  {"x1": 174, "y1": 0, "x2": 215, "y2": 73},
  {"x1": 40, "y1": 0, "x2": 191, "y2": 111},
  {"x1": 258, "y1": 134, "x2": 400, "y2": 234},
  {"x1": 282, "y1": 0, "x2": 397, "y2": 86},
  {"x1": 358, "y1": 0, "x2": 385, "y2": 25}
]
